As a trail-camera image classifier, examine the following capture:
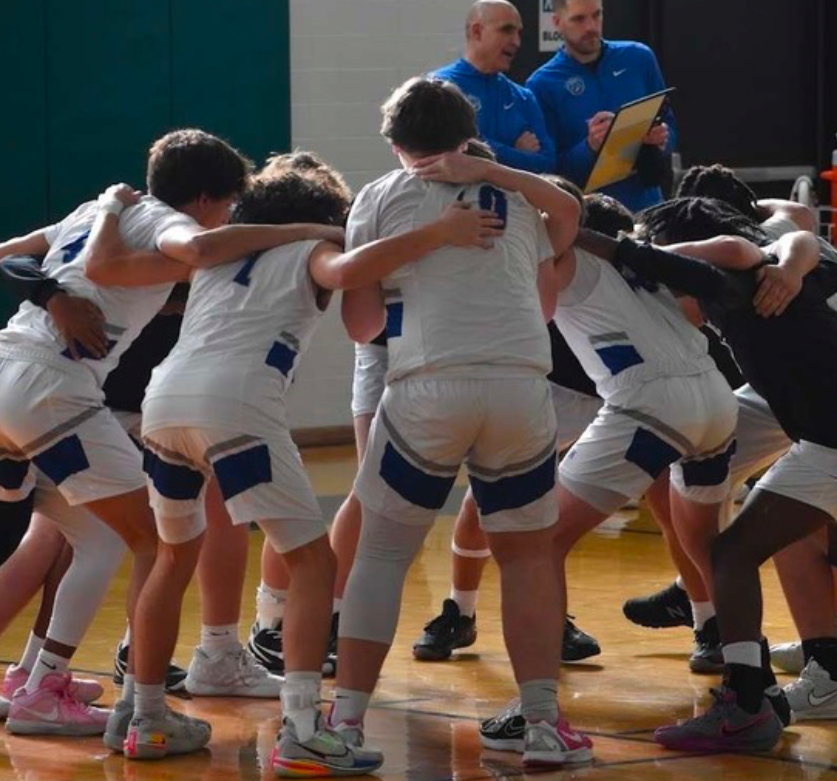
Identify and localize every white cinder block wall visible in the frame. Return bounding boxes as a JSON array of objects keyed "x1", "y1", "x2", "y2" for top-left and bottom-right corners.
[{"x1": 285, "y1": 0, "x2": 474, "y2": 431}]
